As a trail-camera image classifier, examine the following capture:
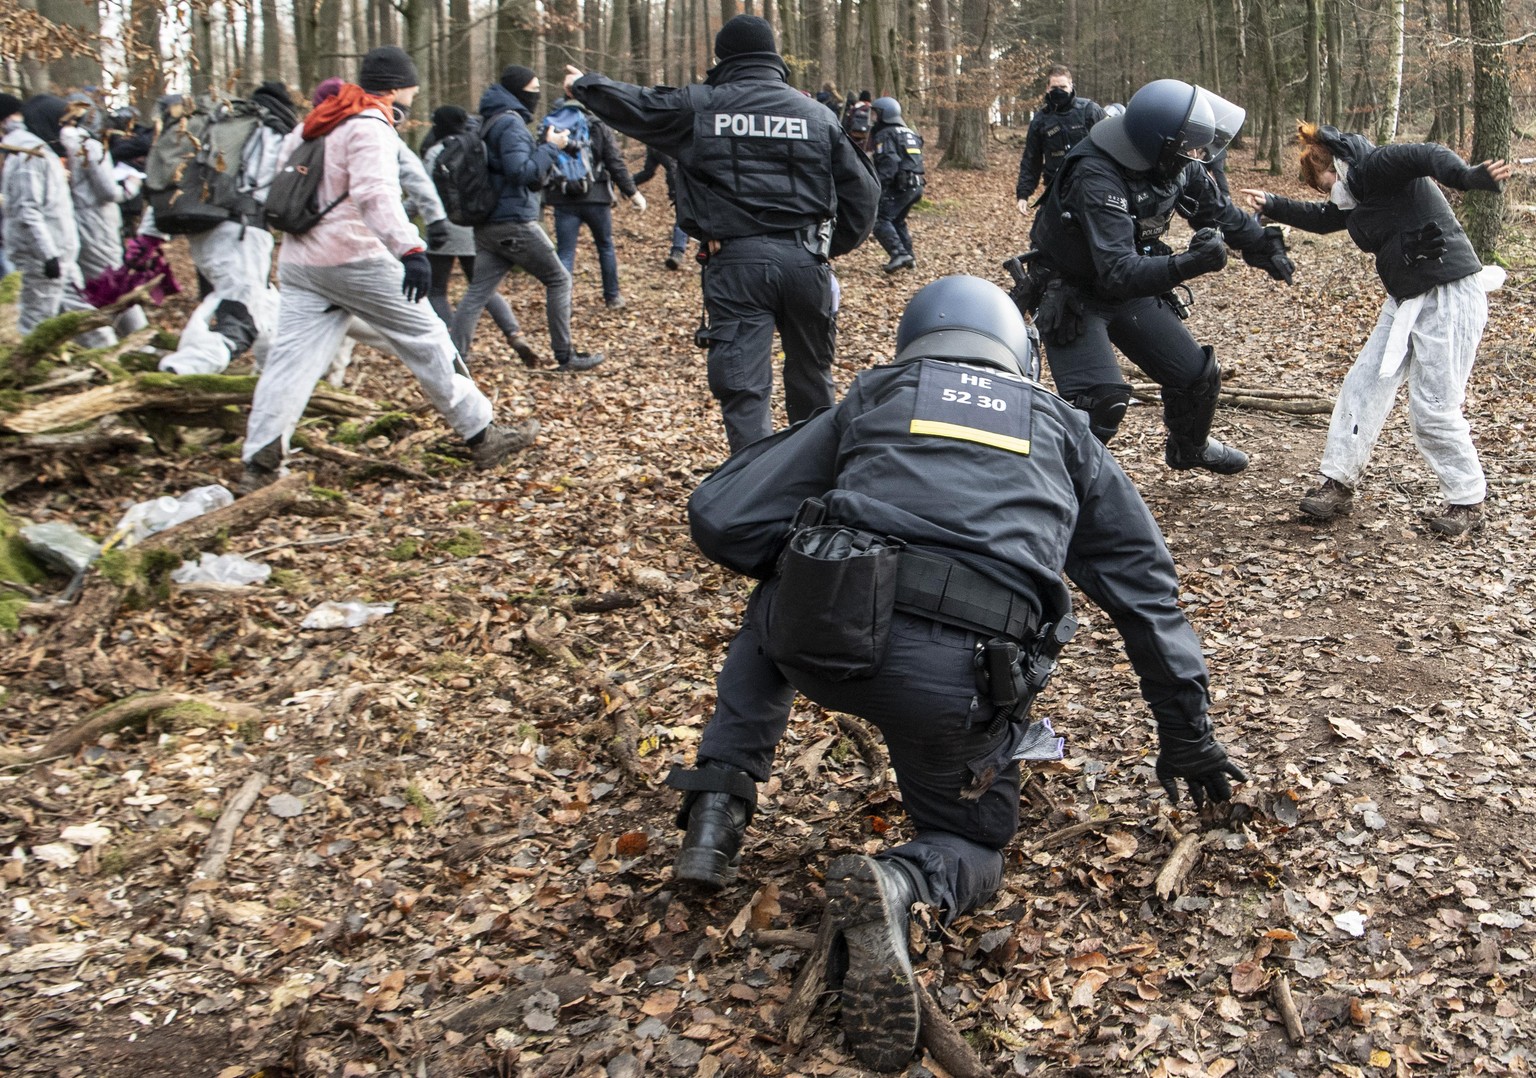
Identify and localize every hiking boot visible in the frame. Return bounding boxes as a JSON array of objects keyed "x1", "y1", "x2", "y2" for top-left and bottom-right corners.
[
  {"x1": 1299, "y1": 477, "x2": 1354, "y2": 520},
  {"x1": 882, "y1": 252, "x2": 916, "y2": 273},
  {"x1": 507, "y1": 335, "x2": 542, "y2": 369},
  {"x1": 1428, "y1": 501, "x2": 1482, "y2": 536},
  {"x1": 238, "y1": 439, "x2": 285, "y2": 495},
  {"x1": 470, "y1": 420, "x2": 539, "y2": 470},
  {"x1": 605, "y1": 295, "x2": 627, "y2": 310},
  {"x1": 664, "y1": 251, "x2": 683, "y2": 271},
  {"x1": 825, "y1": 855, "x2": 922, "y2": 1072},
  {"x1": 556, "y1": 352, "x2": 605, "y2": 372},
  {"x1": 1165, "y1": 435, "x2": 1249, "y2": 474},
  {"x1": 673, "y1": 762, "x2": 755, "y2": 889}
]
